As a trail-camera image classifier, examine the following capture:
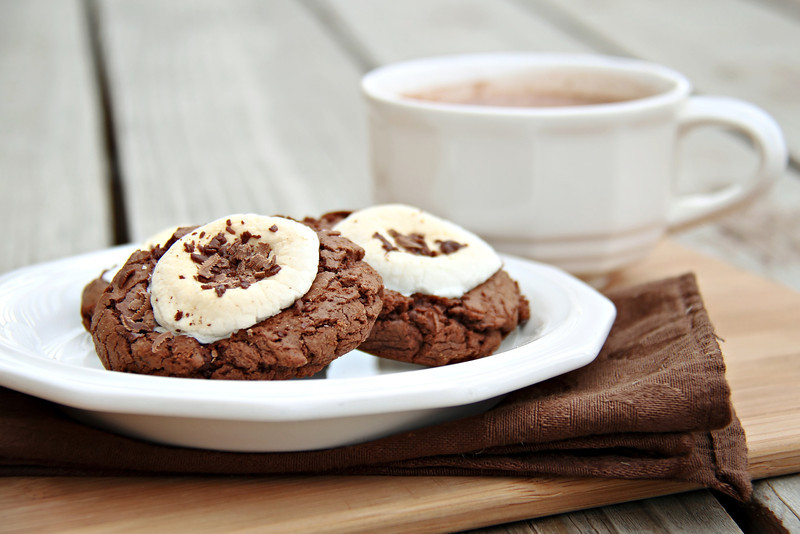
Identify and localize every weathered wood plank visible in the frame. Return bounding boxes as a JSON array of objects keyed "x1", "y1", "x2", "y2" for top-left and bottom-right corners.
[
  {"x1": 0, "y1": 475, "x2": 694, "y2": 534},
  {"x1": 469, "y1": 490, "x2": 742, "y2": 533},
  {"x1": 750, "y1": 474, "x2": 800, "y2": 532},
  {"x1": 96, "y1": 0, "x2": 370, "y2": 242},
  {"x1": 0, "y1": 0, "x2": 110, "y2": 273},
  {"x1": 309, "y1": 0, "x2": 591, "y2": 65}
]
